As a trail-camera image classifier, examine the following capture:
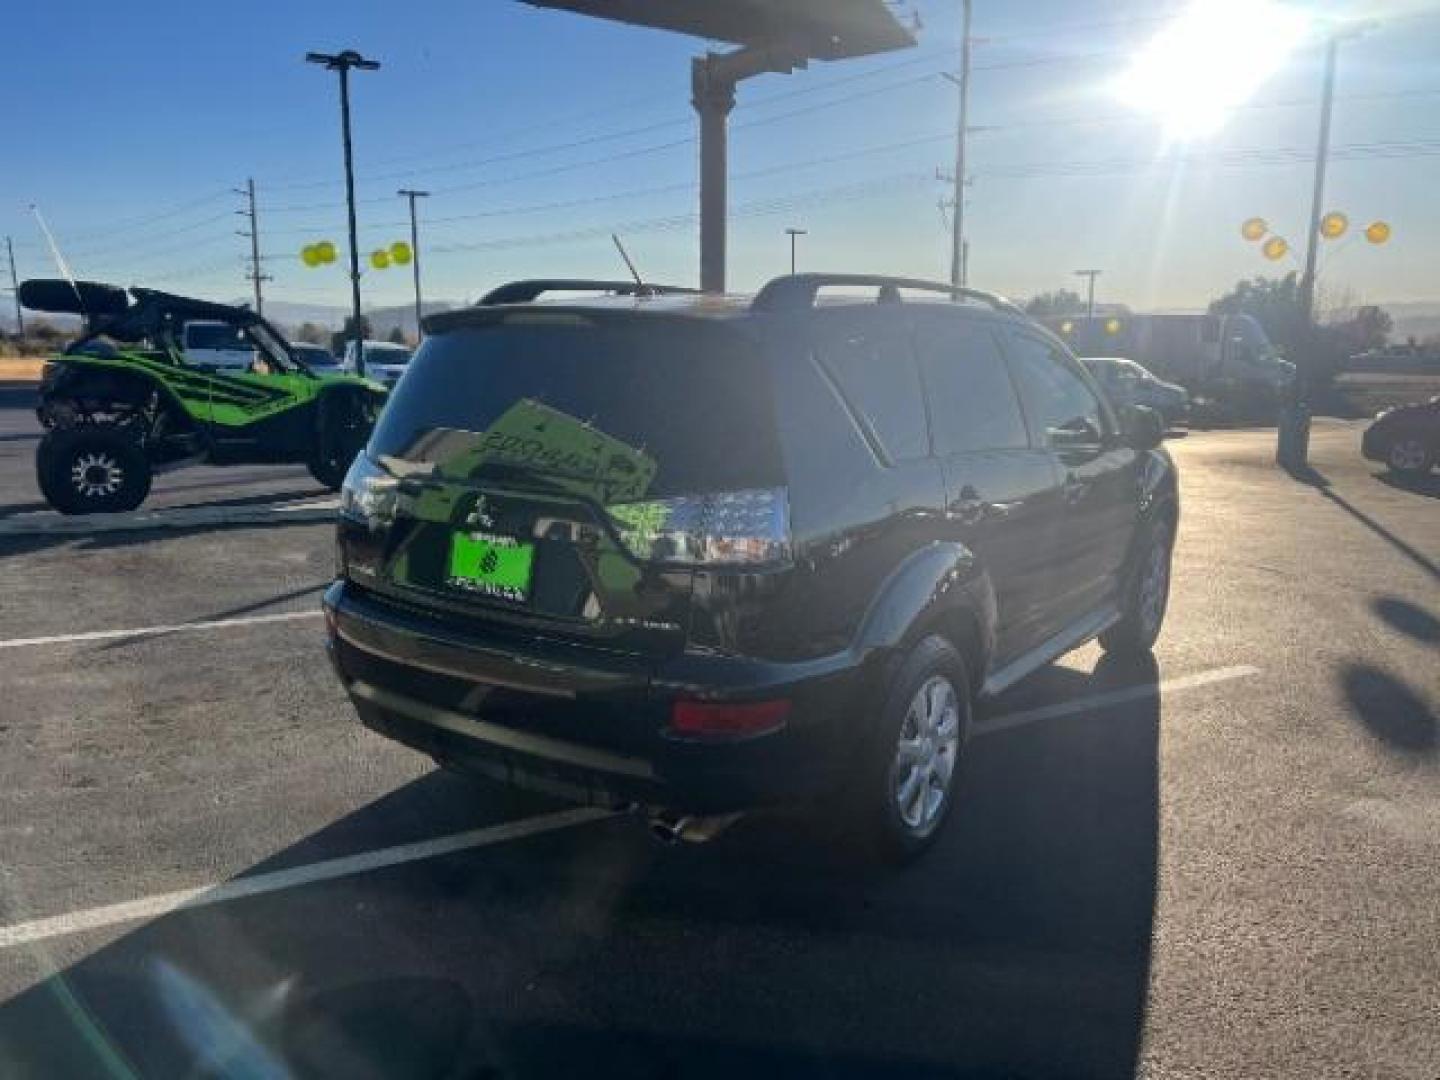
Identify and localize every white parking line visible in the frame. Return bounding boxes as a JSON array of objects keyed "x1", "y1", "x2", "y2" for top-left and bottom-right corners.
[
  {"x1": 0, "y1": 807, "x2": 611, "y2": 950},
  {"x1": 0, "y1": 609, "x2": 323, "y2": 650},
  {"x1": 977, "y1": 664, "x2": 1261, "y2": 736},
  {"x1": 0, "y1": 663, "x2": 1261, "y2": 950}
]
